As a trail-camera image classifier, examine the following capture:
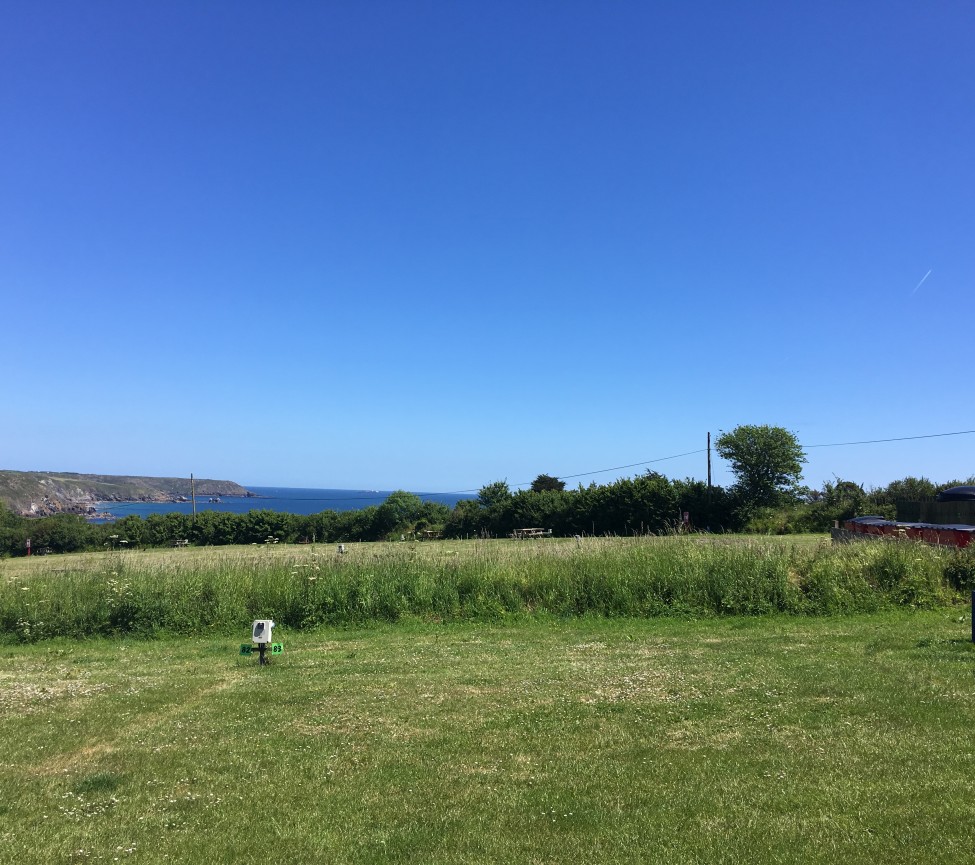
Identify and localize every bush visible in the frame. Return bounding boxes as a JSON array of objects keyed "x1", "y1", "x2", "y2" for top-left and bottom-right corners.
[{"x1": 942, "y1": 546, "x2": 975, "y2": 593}]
